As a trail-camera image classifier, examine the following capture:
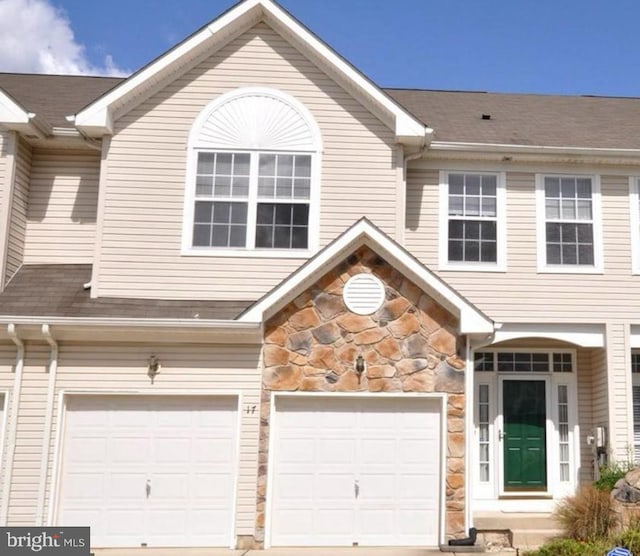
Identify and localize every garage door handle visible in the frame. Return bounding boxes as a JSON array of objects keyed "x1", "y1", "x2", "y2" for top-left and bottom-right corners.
[
  {"x1": 354, "y1": 480, "x2": 359, "y2": 499},
  {"x1": 146, "y1": 479, "x2": 151, "y2": 498}
]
